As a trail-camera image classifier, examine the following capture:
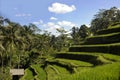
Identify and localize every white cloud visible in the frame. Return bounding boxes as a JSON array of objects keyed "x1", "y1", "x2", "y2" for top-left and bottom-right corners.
[
  {"x1": 45, "y1": 22, "x2": 61, "y2": 30},
  {"x1": 86, "y1": 24, "x2": 91, "y2": 28},
  {"x1": 45, "y1": 21, "x2": 76, "y2": 31},
  {"x1": 32, "y1": 19, "x2": 76, "y2": 36},
  {"x1": 57, "y1": 21, "x2": 76, "y2": 27},
  {"x1": 44, "y1": 21, "x2": 76, "y2": 36},
  {"x1": 15, "y1": 13, "x2": 31, "y2": 17},
  {"x1": 44, "y1": 22, "x2": 61, "y2": 36},
  {"x1": 48, "y1": 2, "x2": 76, "y2": 14},
  {"x1": 50, "y1": 17, "x2": 58, "y2": 20},
  {"x1": 33, "y1": 20, "x2": 43, "y2": 25}
]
